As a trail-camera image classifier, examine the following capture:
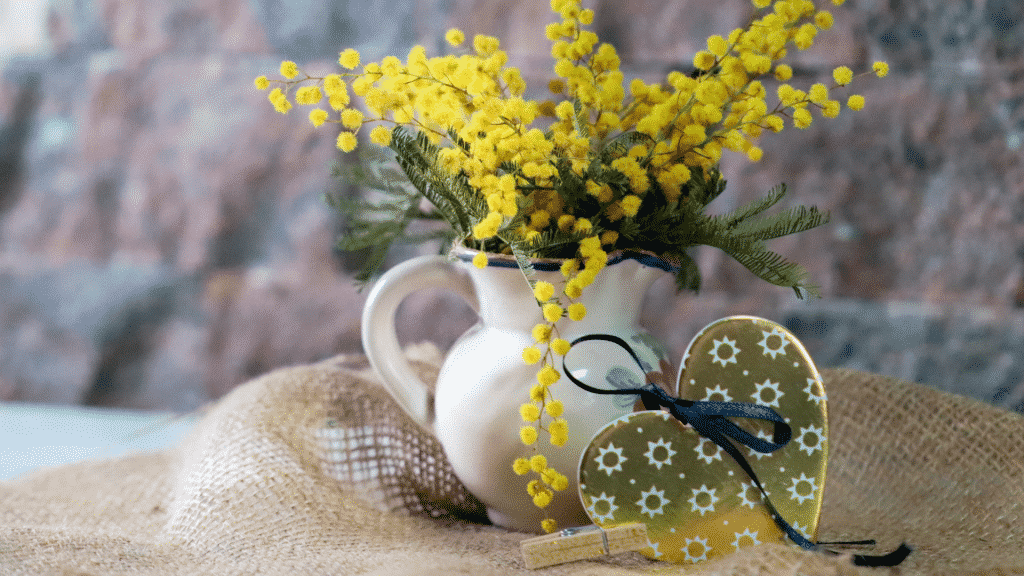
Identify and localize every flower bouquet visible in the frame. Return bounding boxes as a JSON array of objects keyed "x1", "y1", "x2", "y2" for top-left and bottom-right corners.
[{"x1": 257, "y1": 0, "x2": 886, "y2": 533}]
